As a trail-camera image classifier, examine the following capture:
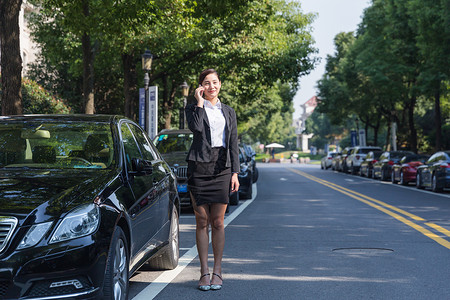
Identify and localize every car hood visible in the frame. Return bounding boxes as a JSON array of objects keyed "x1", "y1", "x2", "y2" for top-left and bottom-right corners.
[
  {"x1": 0, "y1": 169, "x2": 118, "y2": 223},
  {"x1": 161, "y1": 152, "x2": 188, "y2": 167}
]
